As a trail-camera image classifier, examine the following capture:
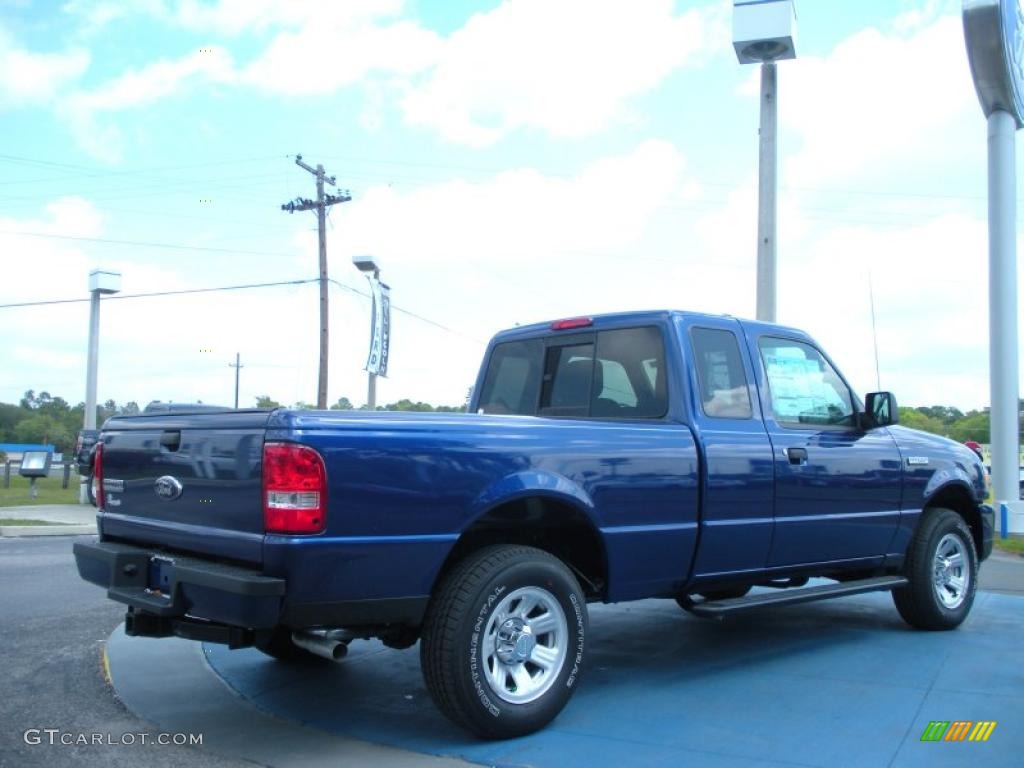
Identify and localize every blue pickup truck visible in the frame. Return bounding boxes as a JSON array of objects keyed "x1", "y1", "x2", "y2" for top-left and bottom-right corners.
[{"x1": 74, "y1": 310, "x2": 994, "y2": 738}]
